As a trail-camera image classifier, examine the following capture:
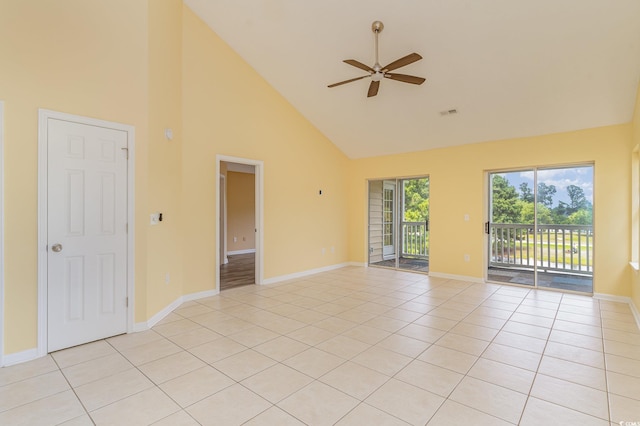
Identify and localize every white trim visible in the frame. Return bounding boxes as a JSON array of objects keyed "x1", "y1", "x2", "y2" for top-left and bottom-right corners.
[
  {"x1": 348, "y1": 262, "x2": 367, "y2": 267},
  {"x1": 630, "y1": 262, "x2": 639, "y2": 272},
  {"x1": 216, "y1": 155, "x2": 264, "y2": 290},
  {"x1": 0, "y1": 101, "x2": 4, "y2": 366},
  {"x1": 228, "y1": 249, "x2": 256, "y2": 255},
  {"x1": 428, "y1": 271, "x2": 486, "y2": 283},
  {"x1": 262, "y1": 263, "x2": 351, "y2": 285},
  {"x1": 2, "y1": 349, "x2": 39, "y2": 367},
  {"x1": 37, "y1": 109, "x2": 135, "y2": 358},
  {"x1": 134, "y1": 289, "x2": 218, "y2": 332},
  {"x1": 220, "y1": 174, "x2": 228, "y2": 265},
  {"x1": 594, "y1": 293, "x2": 640, "y2": 331}
]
